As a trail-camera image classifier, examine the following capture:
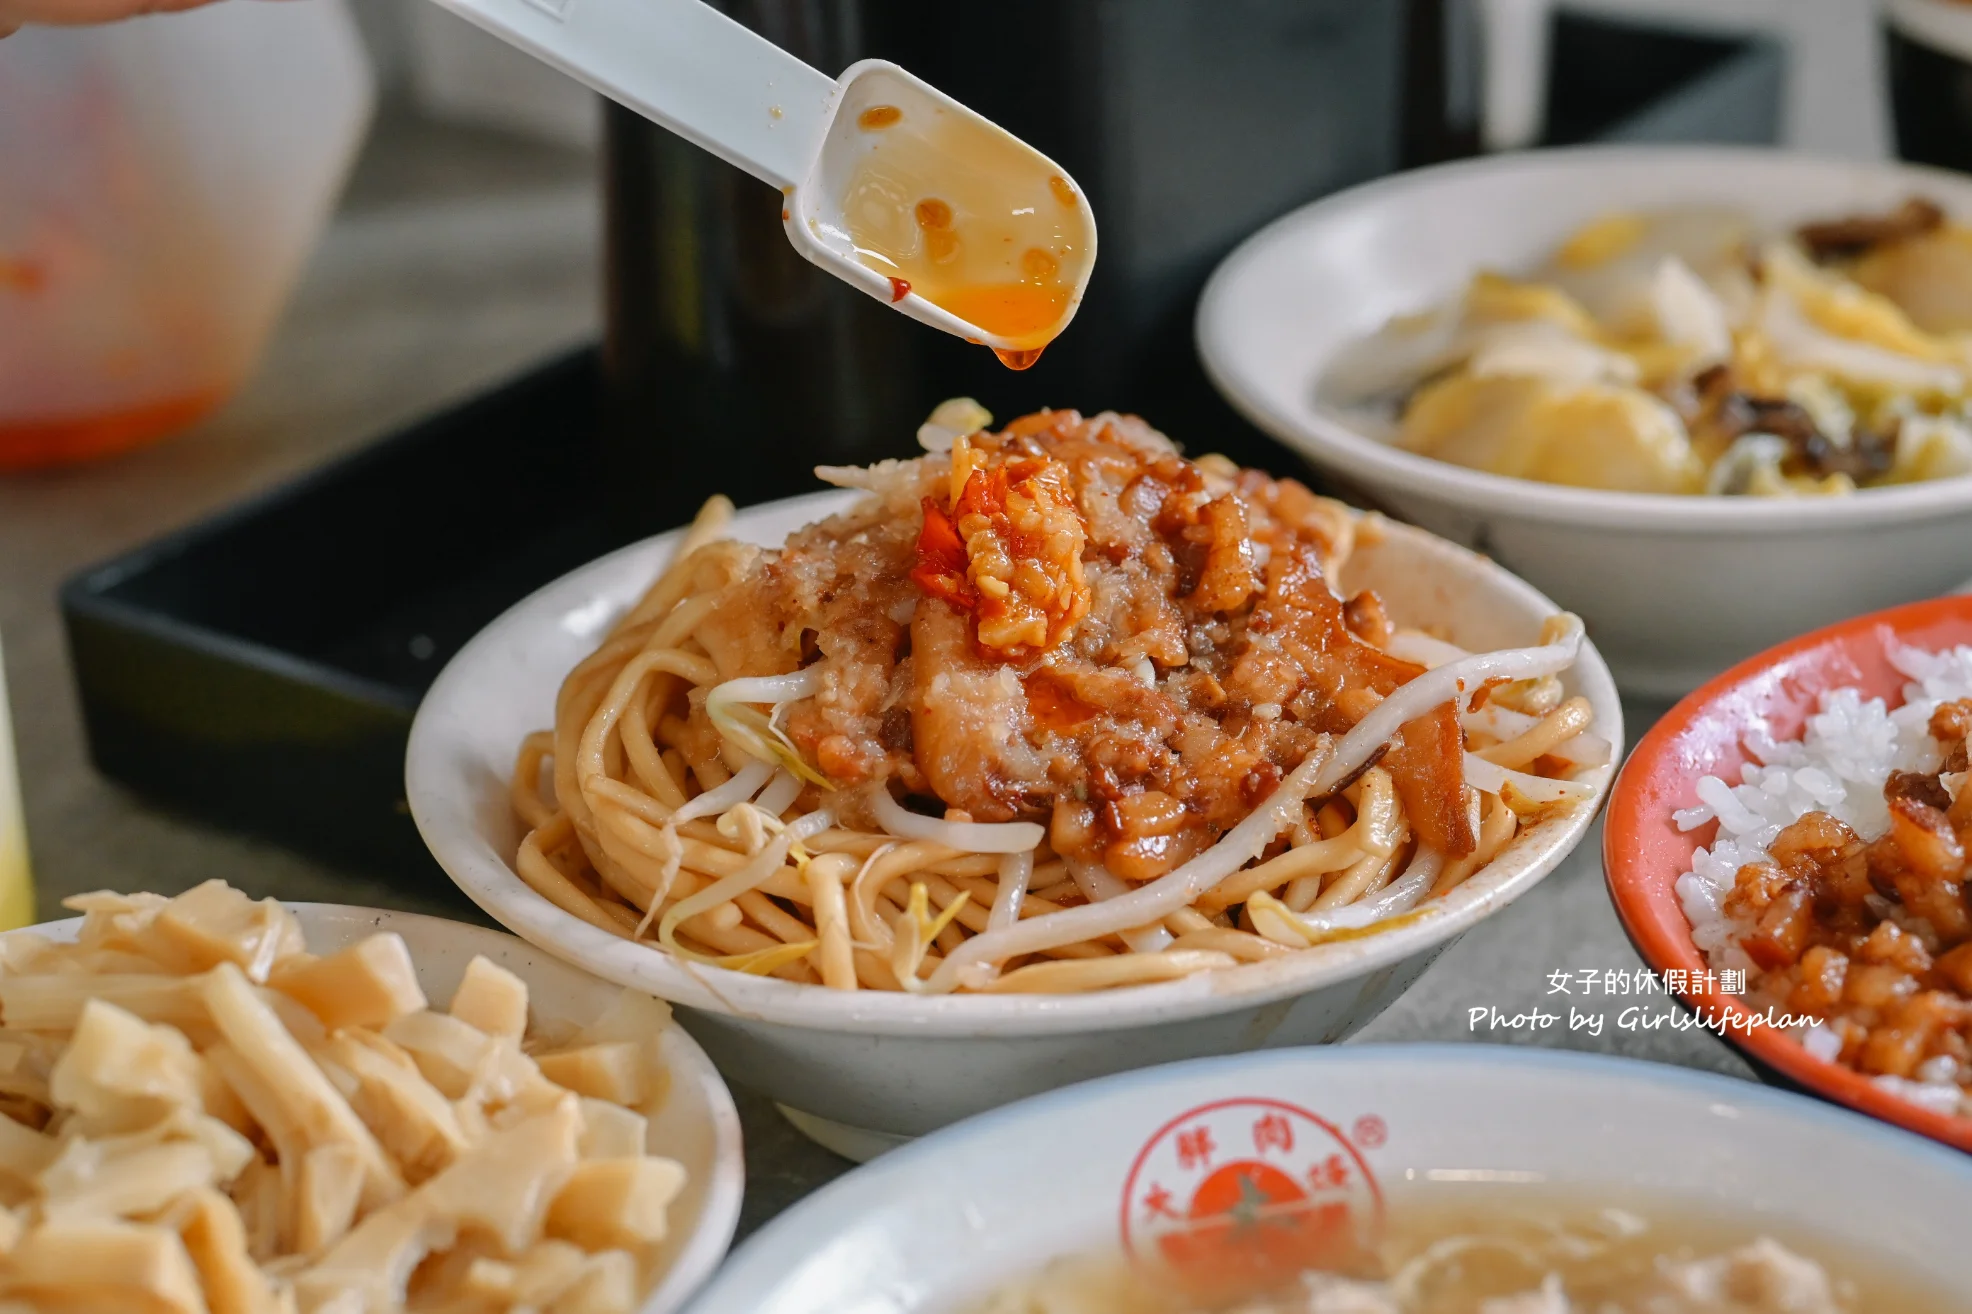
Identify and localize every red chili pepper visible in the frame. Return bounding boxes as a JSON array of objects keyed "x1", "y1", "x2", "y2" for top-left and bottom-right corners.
[{"x1": 909, "y1": 497, "x2": 974, "y2": 609}]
